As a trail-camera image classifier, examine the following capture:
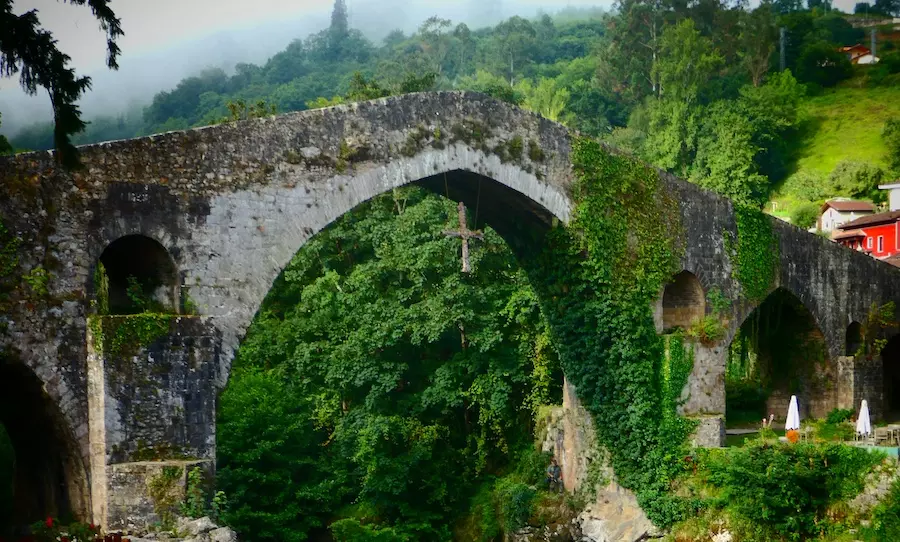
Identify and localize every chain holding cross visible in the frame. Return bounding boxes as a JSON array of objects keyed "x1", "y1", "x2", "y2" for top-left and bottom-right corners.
[{"x1": 443, "y1": 201, "x2": 483, "y2": 273}]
